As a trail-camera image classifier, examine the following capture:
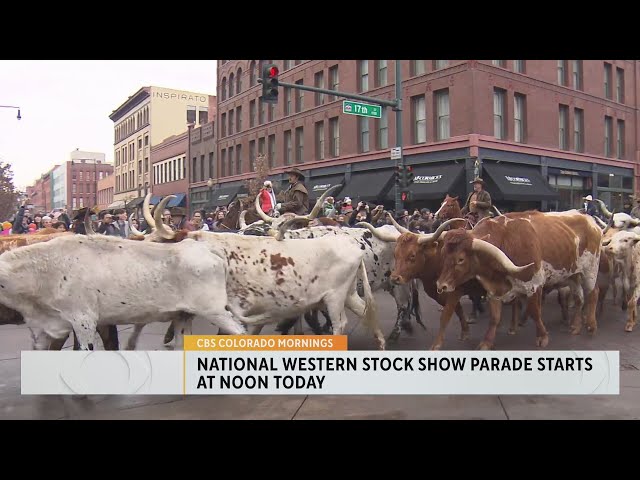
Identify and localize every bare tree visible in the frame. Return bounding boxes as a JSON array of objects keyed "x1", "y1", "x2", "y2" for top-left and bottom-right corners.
[
  {"x1": 0, "y1": 162, "x2": 19, "y2": 221},
  {"x1": 244, "y1": 153, "x2": 271, "y2": 197}
]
